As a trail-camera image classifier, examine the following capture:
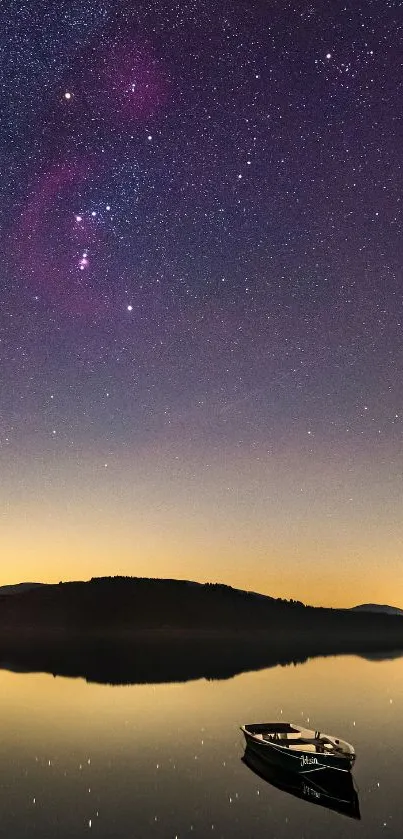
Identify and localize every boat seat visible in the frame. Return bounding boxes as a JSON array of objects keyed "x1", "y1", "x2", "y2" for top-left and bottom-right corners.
[
  {"x1": 261, "y1": 734, "x2": 339, "y2": 751},
  {"x1": 293, "y1": 737, "x2": 336, "y2": 749}
]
